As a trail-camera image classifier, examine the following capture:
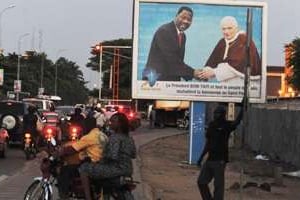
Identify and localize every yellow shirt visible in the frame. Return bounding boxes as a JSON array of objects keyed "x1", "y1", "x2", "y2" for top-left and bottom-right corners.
[{"x1": 72, "y1": 128, "x2": 108, "y2": 162}]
